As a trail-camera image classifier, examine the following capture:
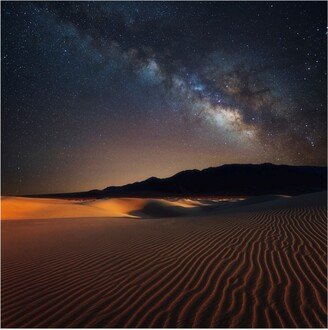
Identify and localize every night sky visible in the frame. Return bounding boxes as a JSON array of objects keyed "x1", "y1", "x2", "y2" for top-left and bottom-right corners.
[{"x1": 2, "y1": 1, "x2": 327, "y2": 195}]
